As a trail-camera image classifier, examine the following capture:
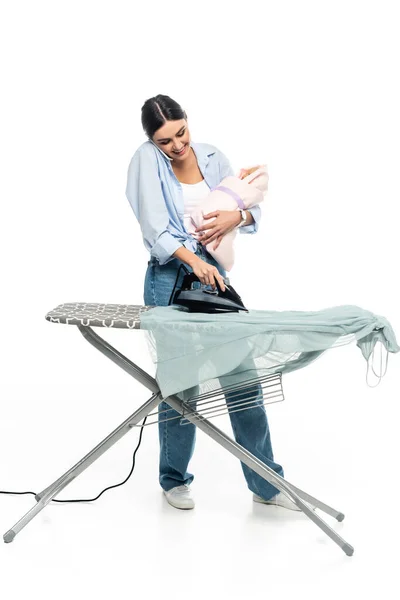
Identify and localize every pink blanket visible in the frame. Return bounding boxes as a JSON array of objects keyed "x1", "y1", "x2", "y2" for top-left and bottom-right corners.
[{"x1": 189, "y1": 165, "x2": 268, "y2": 271}]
